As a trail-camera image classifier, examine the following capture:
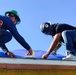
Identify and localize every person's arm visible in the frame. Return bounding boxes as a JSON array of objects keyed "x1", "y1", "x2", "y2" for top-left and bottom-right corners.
[
  {"x1": 0, "y1": 44, "x2": 15, "y2": 58},
  {"x1": 5, "y1": 17, "x2": 34, "y2": 56},
  {"x1": 9, "y1": 27, "x2": 31, "y2": 50},
  {"x1": 5, "y1": 17, "x2": 31, "y2": 50},
  {"x1": 47, "y1": 33, "x2": 61, "y2": 54},
  {"x1": 51, "y1": 42, "x2": 62, "y2": 55},
  {"x1": 53, "y1": 41, "x2": 62, "y2": 50},
  {"x1": 0, "y1": 44, "x2": 9, "y2": 54},
  {"x1": 42, "y1": 33, "x2": 61, "y2": 59}
]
